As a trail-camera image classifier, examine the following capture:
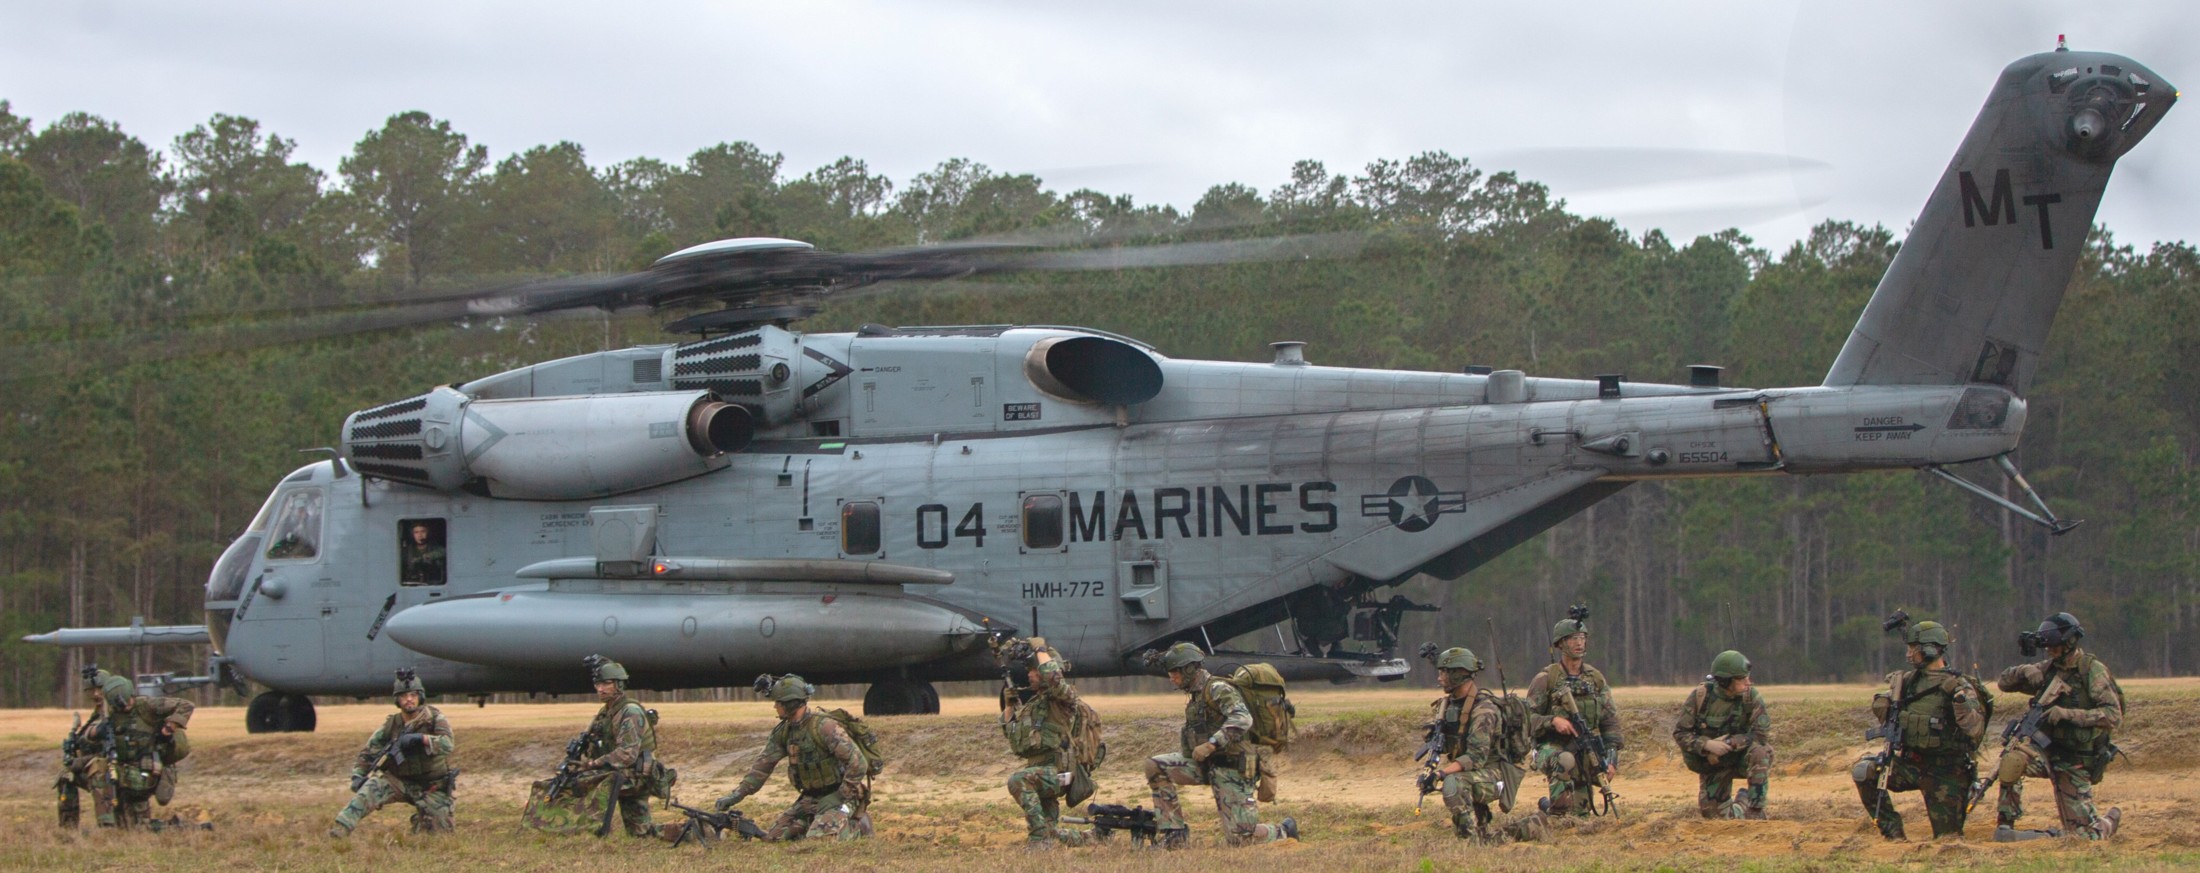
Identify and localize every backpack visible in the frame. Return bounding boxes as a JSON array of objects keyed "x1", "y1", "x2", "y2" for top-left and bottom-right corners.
[
  {"x1": 1484, "y1": 691, "x2": 1534, "y2": 767},
  {"x1": 1061, "y1": 689, "x2": 1108, "y2": 772},
  {"x1": 813, "y1": 708, "x2": 886, "y2": 777},
  {"x1": 1223, "y1": 663, "x2": 1296, "y2": 751}
]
